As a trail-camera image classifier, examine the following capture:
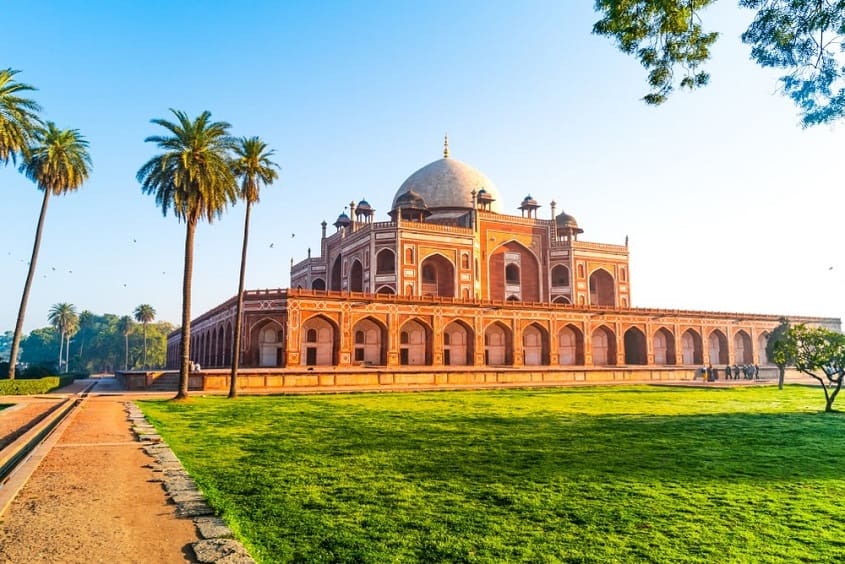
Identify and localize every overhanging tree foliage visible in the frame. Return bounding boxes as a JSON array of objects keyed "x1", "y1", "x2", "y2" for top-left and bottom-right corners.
[
  {"x1": 773, "y1": 324, "x2": 845, "y2": 412},
  {"x1": 766, "y1": 317, "x2": 790, "y2": 389},
  {"x1": 593, "y1": 0, "x2": 845, "y2": 126}
]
